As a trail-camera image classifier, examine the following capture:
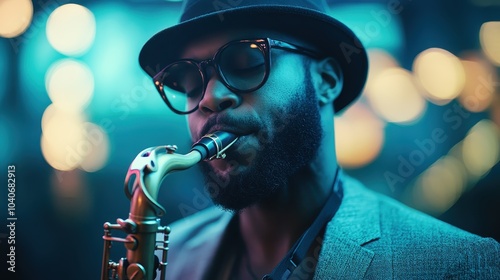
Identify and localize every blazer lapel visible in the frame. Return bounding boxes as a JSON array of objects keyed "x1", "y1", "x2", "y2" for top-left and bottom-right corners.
[{"x1": 314, "y1": 176, "x2": 381, "y2": 279}]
